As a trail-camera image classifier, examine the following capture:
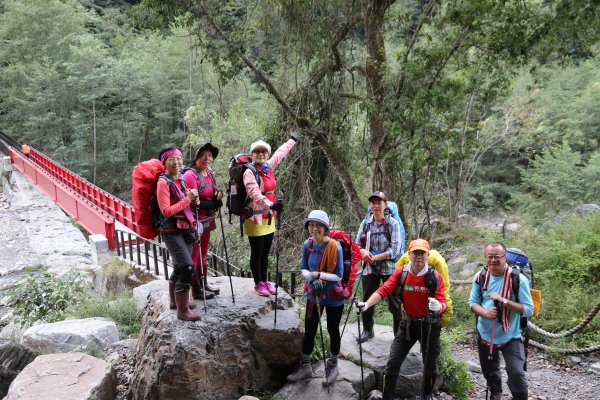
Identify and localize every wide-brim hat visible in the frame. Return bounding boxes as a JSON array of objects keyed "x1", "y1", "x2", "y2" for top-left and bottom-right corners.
[
  {"x1": 192, "y1": 143, "x2": 219, "y2": 161},
  {"x1": 302, "y1": 210, "x2": 330, "y2": 233}
]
